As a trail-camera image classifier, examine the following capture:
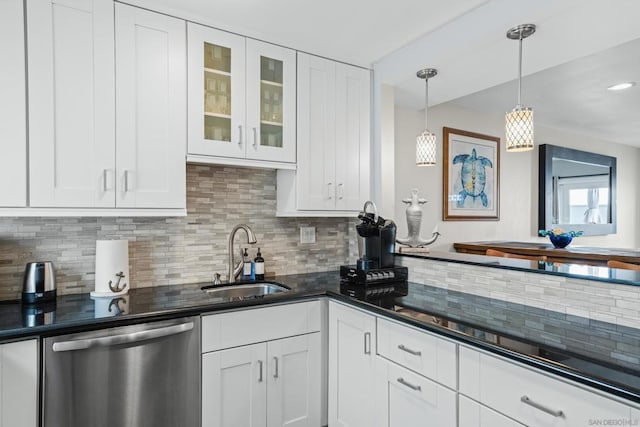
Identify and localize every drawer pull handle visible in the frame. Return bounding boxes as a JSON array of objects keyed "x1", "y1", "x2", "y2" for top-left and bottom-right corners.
[
  {"x1": 398, "y1": 344, "x2": 422, "y2": 356},
  {"x1": 397, "y1": 377, "x2": 421, "y2": 391},
  {"x1": 258, "y1": 360, "x2": 263, "y2": 382},
  {"x1": 520, "y1": 395, "x2": 564, "y2": 418}
]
